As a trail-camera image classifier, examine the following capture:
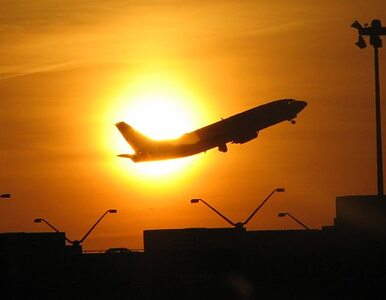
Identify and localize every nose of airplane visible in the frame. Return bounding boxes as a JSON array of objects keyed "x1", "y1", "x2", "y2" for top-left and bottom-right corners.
[{"x1": 296, "y1": 100, "x2": 307, "y2": 111}]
